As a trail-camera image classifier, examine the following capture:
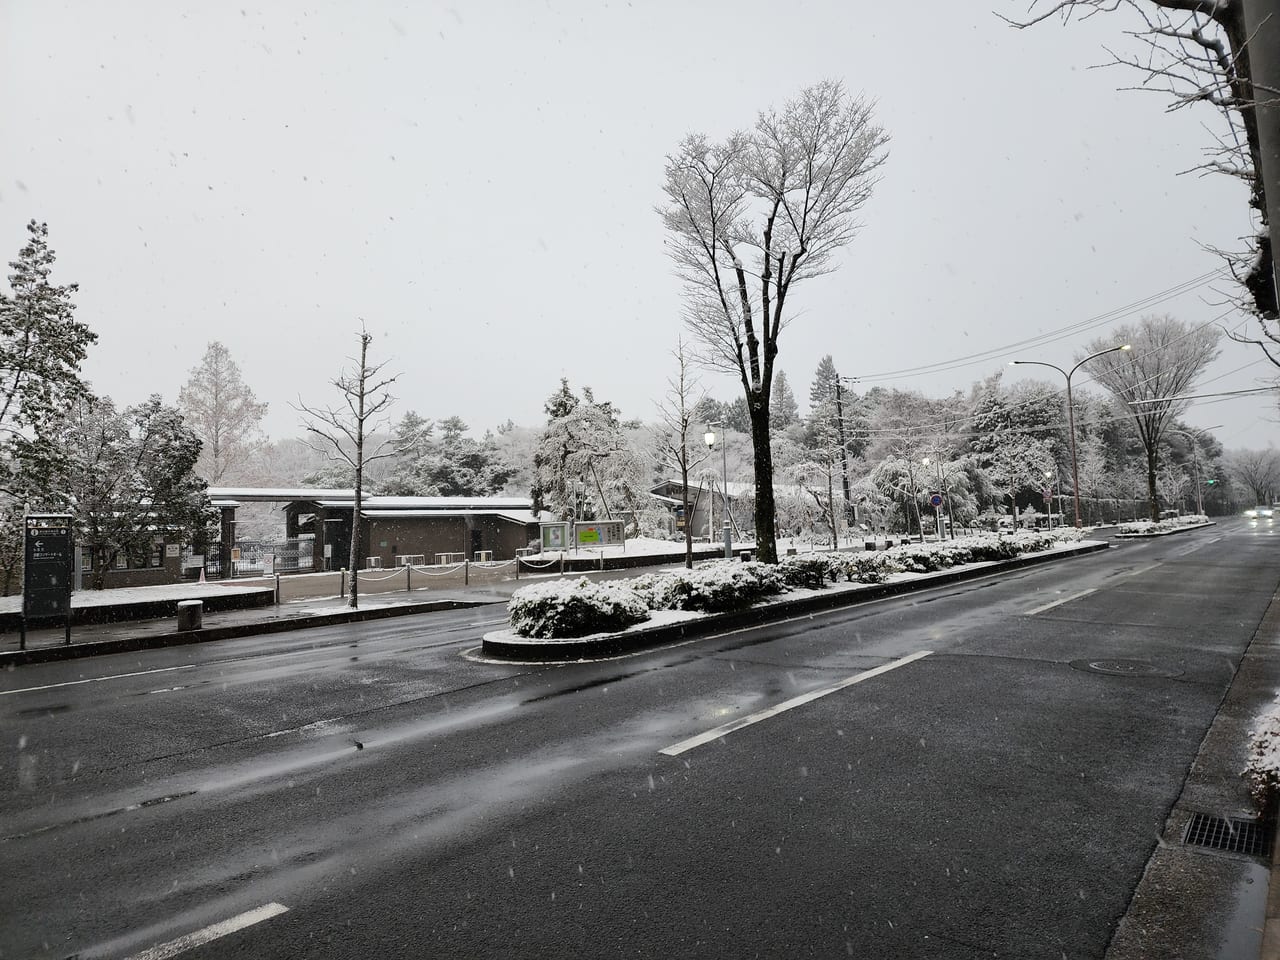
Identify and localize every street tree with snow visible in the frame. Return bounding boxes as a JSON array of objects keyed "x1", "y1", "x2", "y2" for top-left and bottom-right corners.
[
  {"x1": 660, "y1": 80, "x2": 889, "y2": 563},
  {"x1": 1084, "y1": 315, "x2": 1220, "y2": 520},
  {"x1": 49, "y1": 394, "x2": 211, "y2": 590}
]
